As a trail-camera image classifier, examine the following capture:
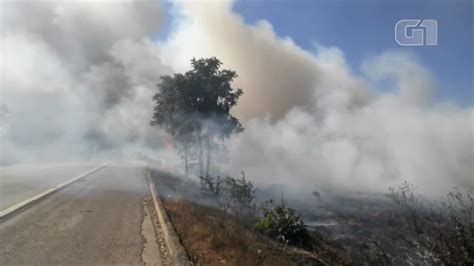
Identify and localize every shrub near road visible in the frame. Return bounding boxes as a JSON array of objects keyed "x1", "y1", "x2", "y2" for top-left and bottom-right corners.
[
  {"x1": 255, "y1": 200, "x2": 316, "y2": 250},
  {"x1": 151, "y1": 170, "x2": 344, "y2": 265}
]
